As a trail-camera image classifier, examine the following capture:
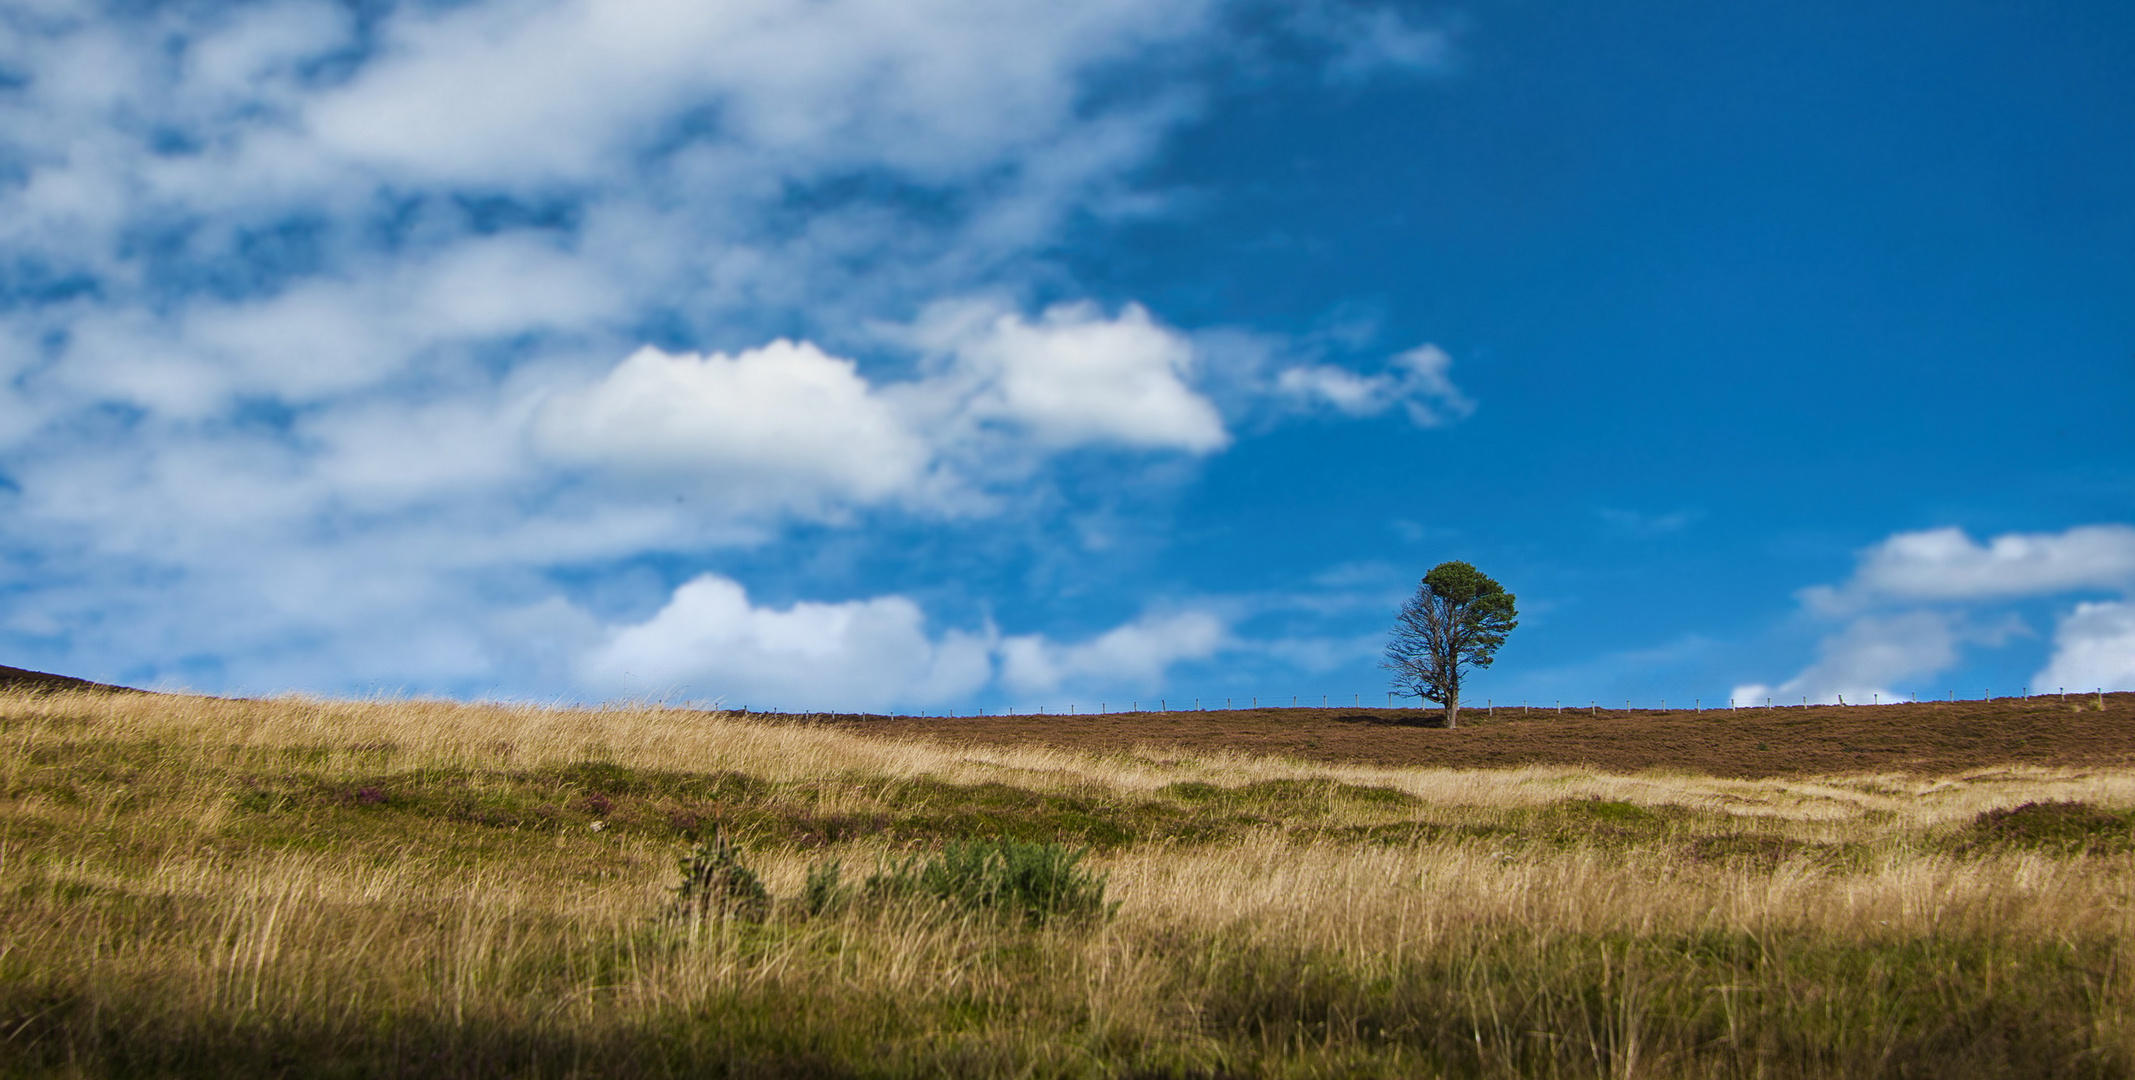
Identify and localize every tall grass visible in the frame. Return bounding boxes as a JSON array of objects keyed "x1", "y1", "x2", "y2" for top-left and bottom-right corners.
[{"x1": 2, "y1": 688, "x2": 2132, "y2": 1077}]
